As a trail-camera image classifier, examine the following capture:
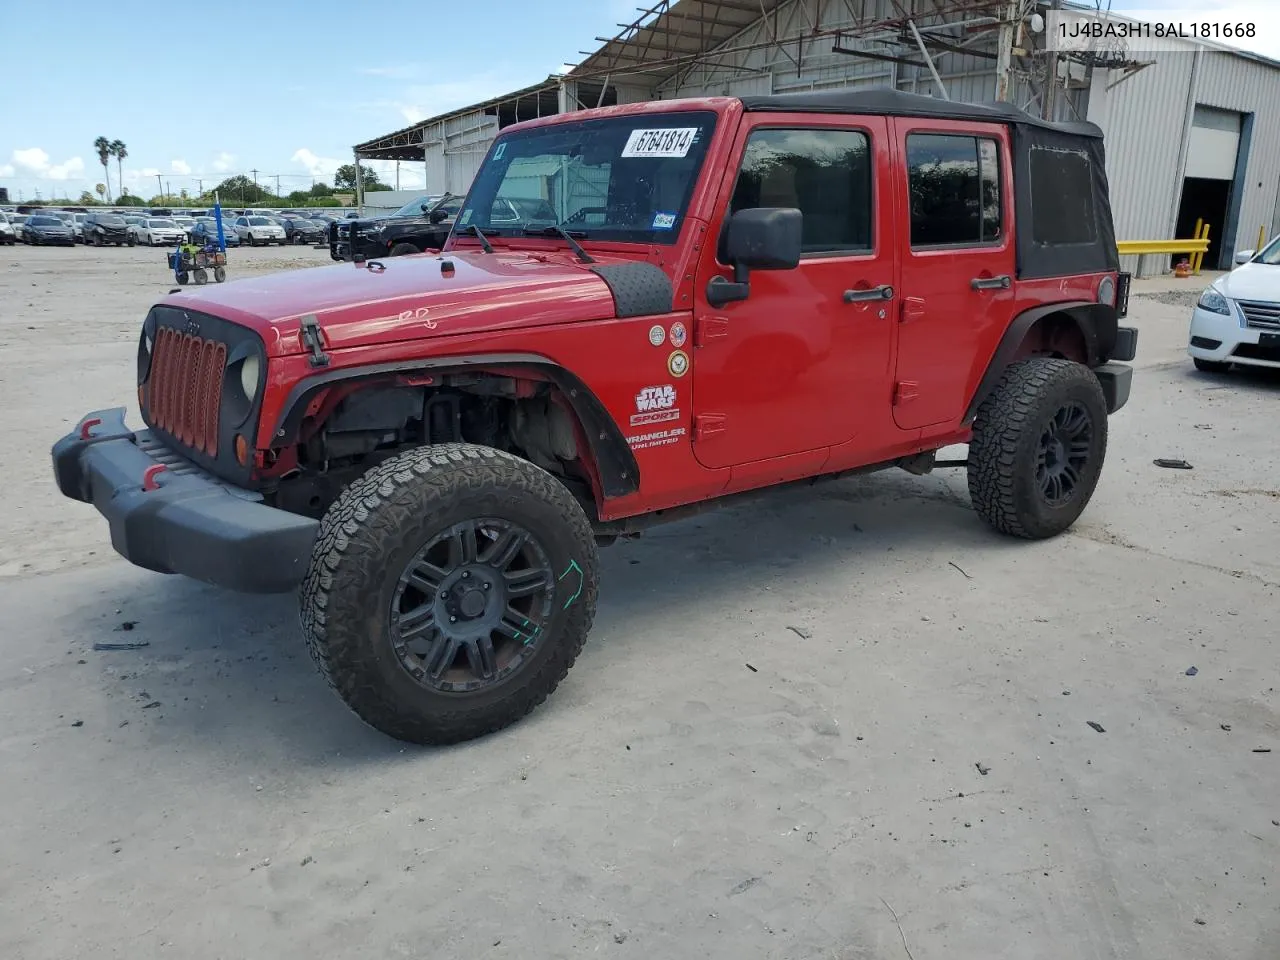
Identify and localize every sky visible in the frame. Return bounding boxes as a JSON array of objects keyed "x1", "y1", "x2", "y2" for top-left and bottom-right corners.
[
  {"x1": 2, "y1": 0, "x2": 1277, "y2": 203},
  {"x1": 0, "y1": 0, "x2": 638, "y2": 202}
]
